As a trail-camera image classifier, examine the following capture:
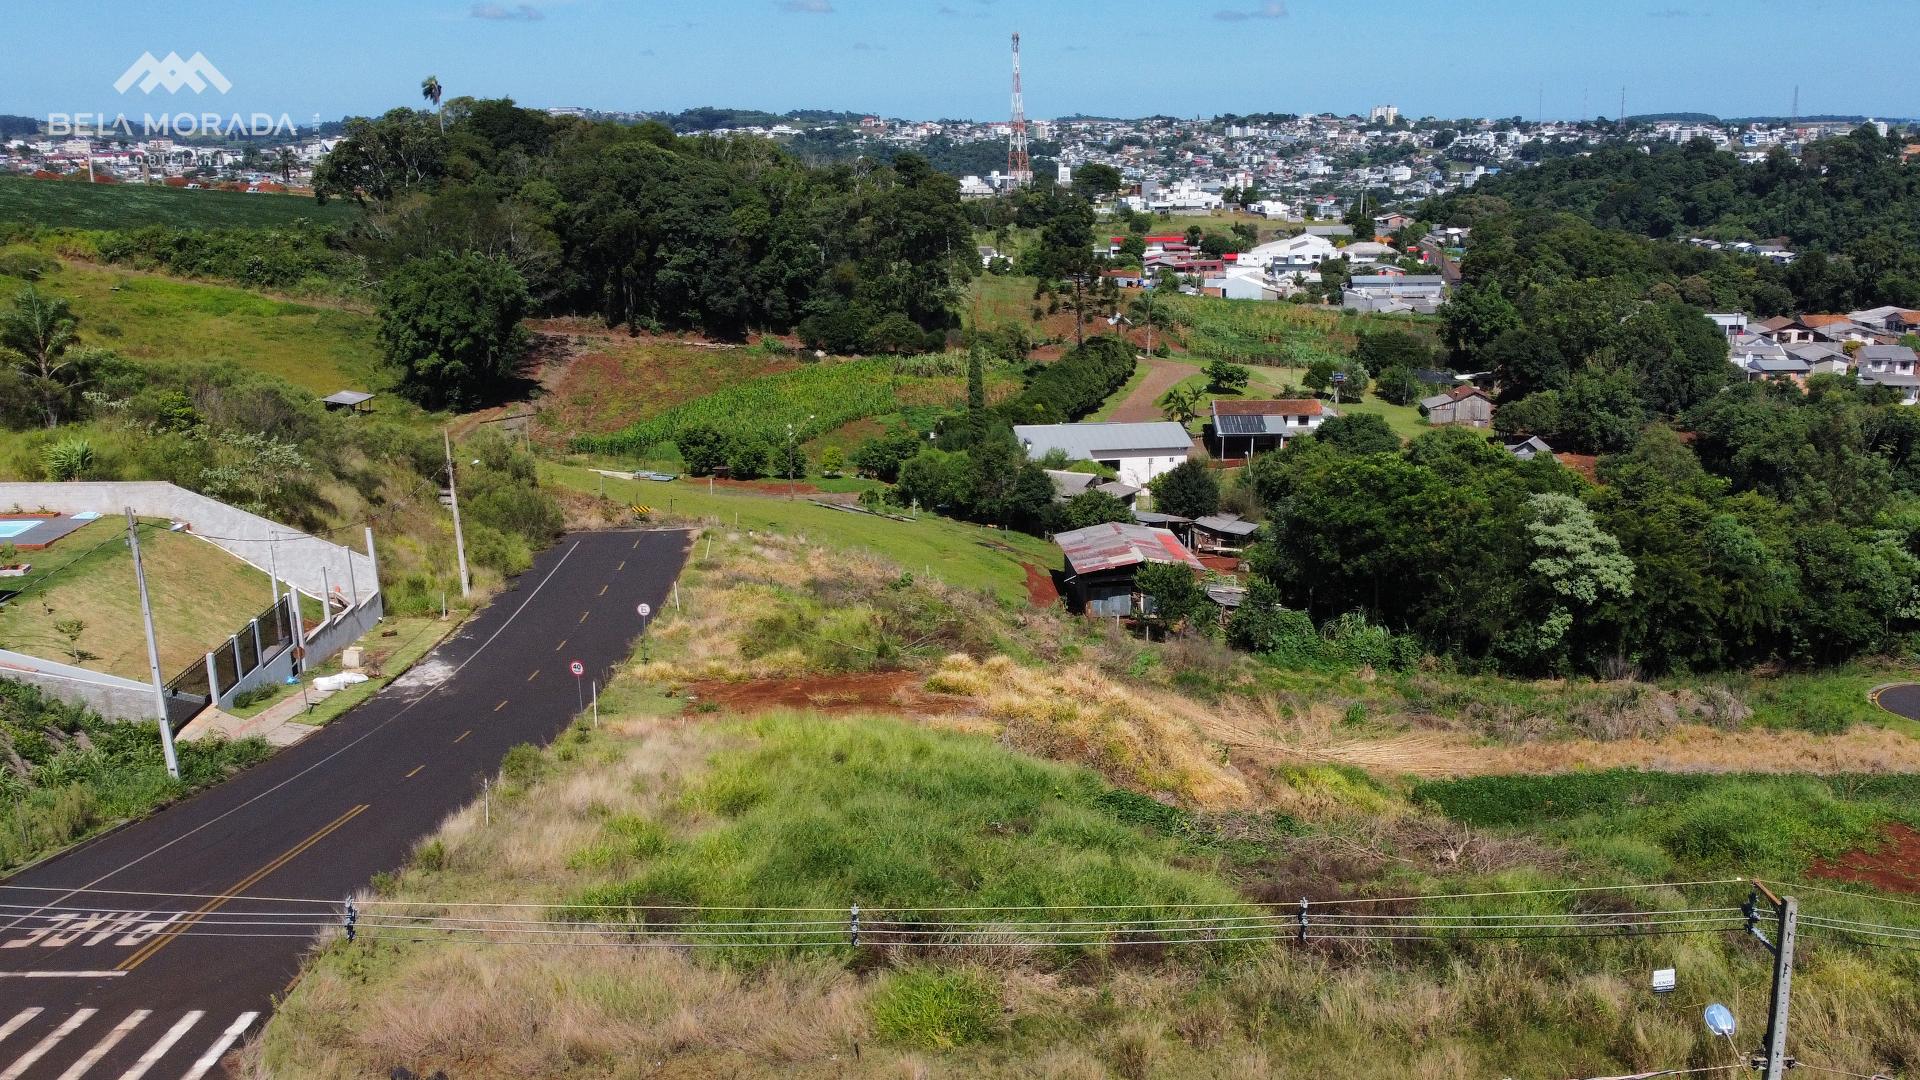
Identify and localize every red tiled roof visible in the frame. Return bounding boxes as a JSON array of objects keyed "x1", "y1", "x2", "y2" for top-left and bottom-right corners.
[{"x1": 1213, "y1": 398, "x2": 1323, "y2": 417}]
